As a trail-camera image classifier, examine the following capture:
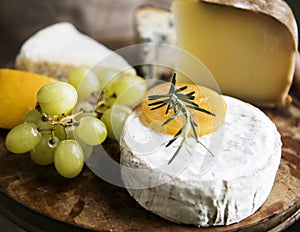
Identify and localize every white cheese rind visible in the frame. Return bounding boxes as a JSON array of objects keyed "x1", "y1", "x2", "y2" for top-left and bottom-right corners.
[
  {"x1": 120, "y1": 96, "x2": 281, "y2": 226},
  {"x1": 16, "y1": 22, "x2": 135, "y2": 80}
]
